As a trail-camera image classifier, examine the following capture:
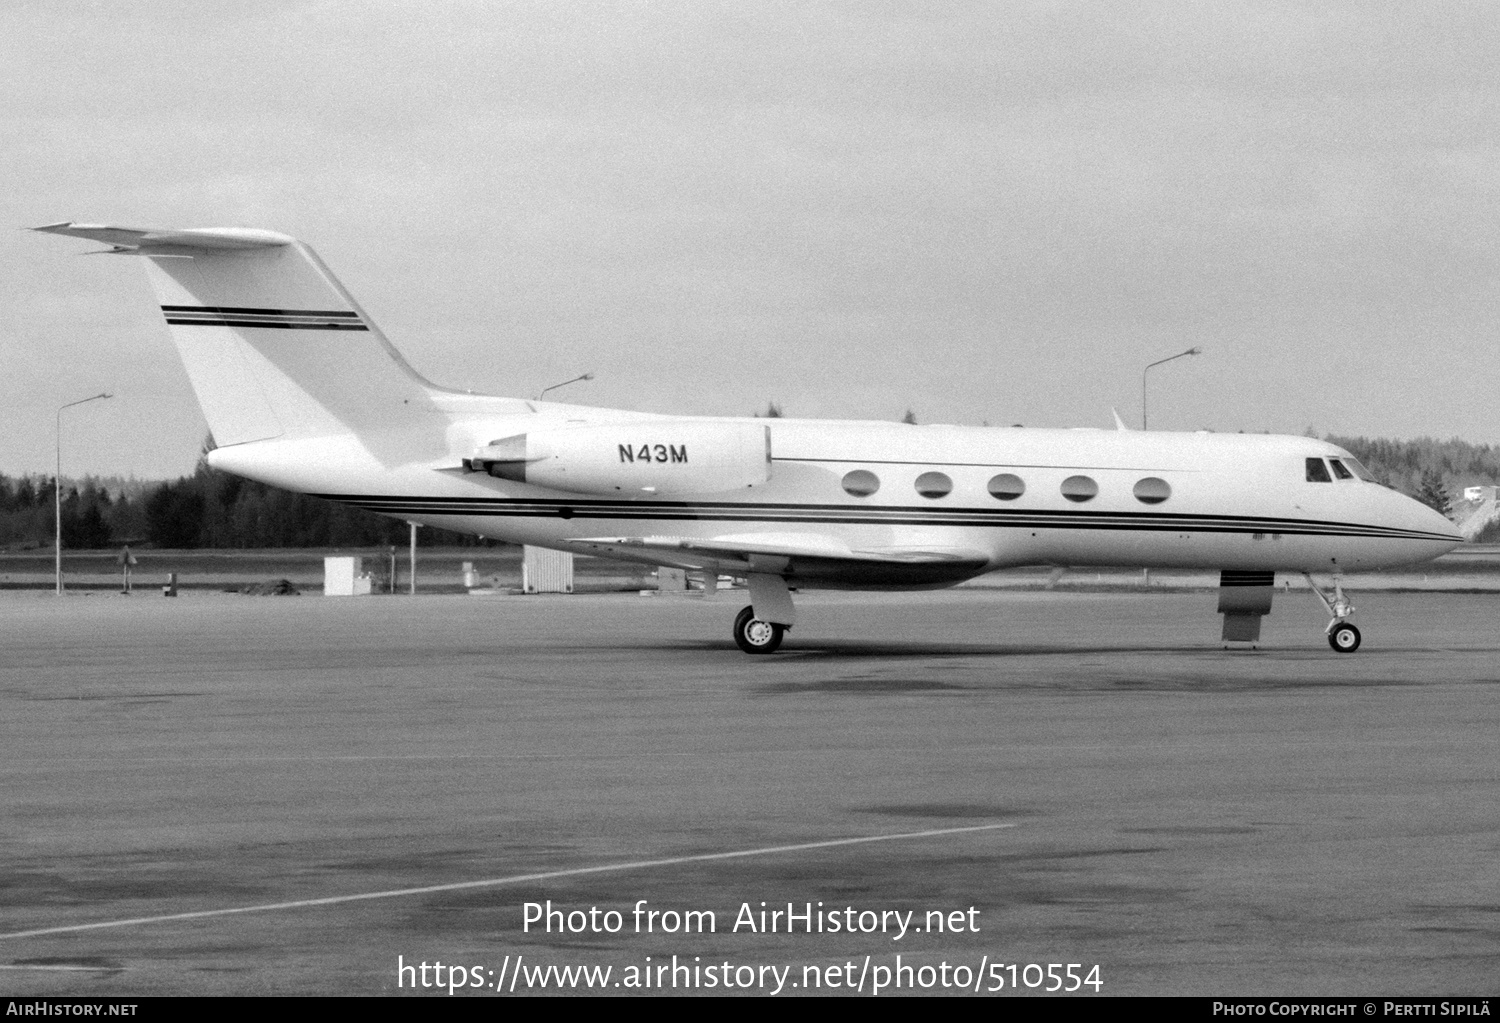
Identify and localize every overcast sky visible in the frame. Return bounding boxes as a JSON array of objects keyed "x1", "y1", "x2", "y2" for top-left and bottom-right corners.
[{"x1": 3, "y1": 1, "x2": 1498, "y2": 479}]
